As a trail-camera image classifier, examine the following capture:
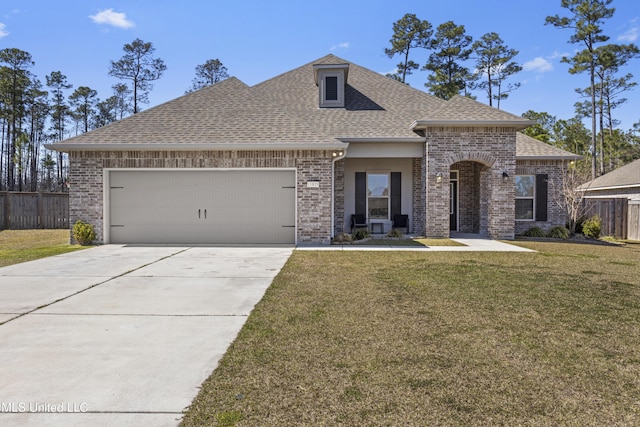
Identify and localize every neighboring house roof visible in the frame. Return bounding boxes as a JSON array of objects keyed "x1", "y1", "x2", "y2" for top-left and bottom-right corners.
[
  {"x1": 515, "y1": 133, "x2": 582, "y2": 160},
  {"x1": 580, "y1": 158, "x2": 640, "y2": 191},
  {"x1": 46, "y1": 53, "x2": 576, "y2": 160}
]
